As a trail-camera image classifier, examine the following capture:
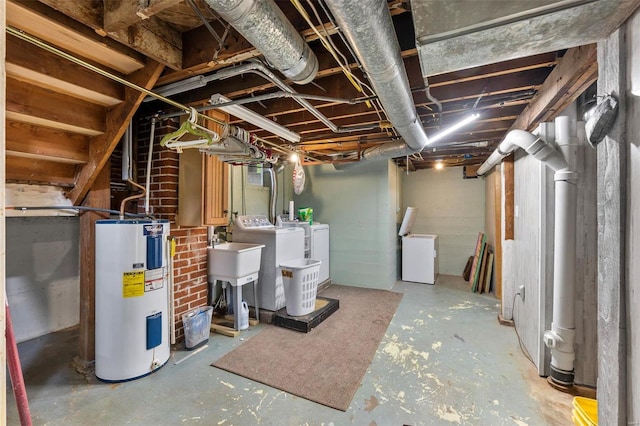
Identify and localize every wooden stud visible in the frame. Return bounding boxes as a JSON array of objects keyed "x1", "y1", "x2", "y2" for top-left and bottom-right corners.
[
  {"x1": 494, "y1": 170, "x2": 503, "y2": 299},
  {"x1": 78, "y1": 161, "x2": 111, "y2": 364},
  {"x1": 503, "y1": 155, "x2": 515, "y2": 240}
]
